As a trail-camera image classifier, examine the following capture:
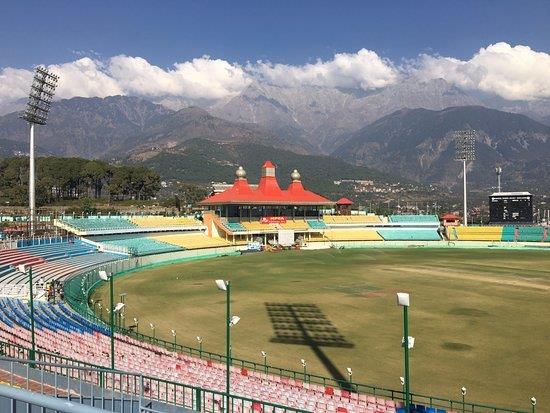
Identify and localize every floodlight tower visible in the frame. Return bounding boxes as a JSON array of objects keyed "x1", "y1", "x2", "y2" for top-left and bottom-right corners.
[
  {"x1": 454, "y1": 130, "x2": 476, "y2": 227},
  {"x1": 495, "y1": 166, "x2": 502, "y2": 193},
  {"x1": 21, "y1": 67, "x2": 59, "y2": 236}
]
